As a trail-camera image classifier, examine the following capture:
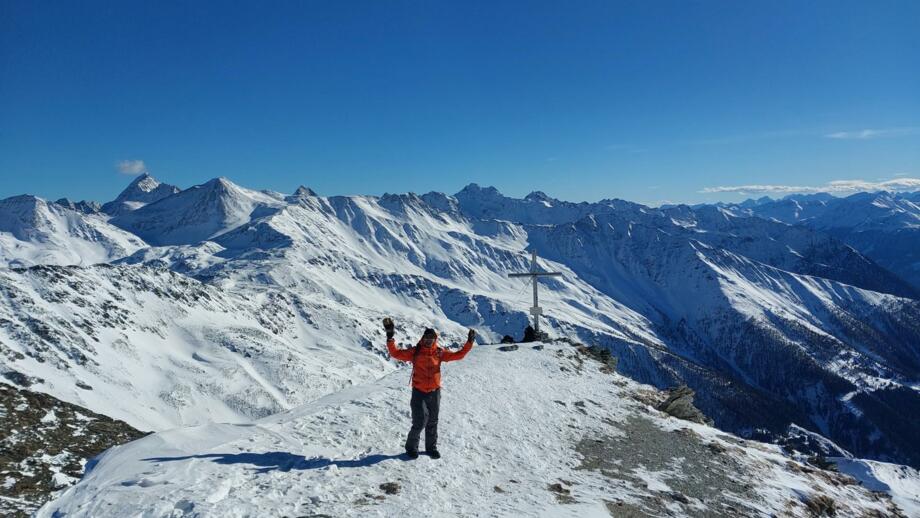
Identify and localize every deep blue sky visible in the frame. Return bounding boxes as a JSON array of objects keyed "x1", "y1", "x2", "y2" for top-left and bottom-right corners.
[{"x1": 1, "y1": 1, "x2": 918, "y2": 205}]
